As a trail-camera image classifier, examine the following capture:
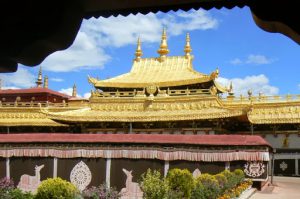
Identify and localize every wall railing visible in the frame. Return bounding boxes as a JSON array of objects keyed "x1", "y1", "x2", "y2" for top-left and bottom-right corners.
[
  {"x1": 93, "y1": 88, "x2": 211, "y2": 98},
  {"x1": 221, "y1": 94, "x2": 300, "y2": 104},
  {"x1": 0, "y1": 101, "x2": 68, "y2": 108}
]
